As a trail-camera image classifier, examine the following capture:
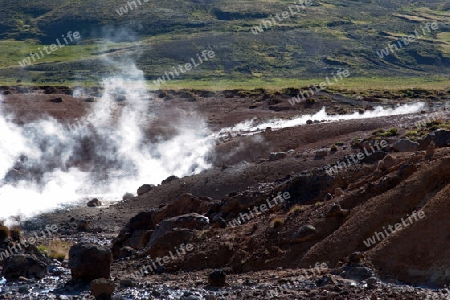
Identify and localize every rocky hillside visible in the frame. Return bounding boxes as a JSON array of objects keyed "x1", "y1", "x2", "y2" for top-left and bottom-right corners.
[
  {"x1": 1, "y1": 0, "x2": 449, "y2": 84},
  {"x1": 0, "y1": 88, "x2": 445, "y2": 298}
]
